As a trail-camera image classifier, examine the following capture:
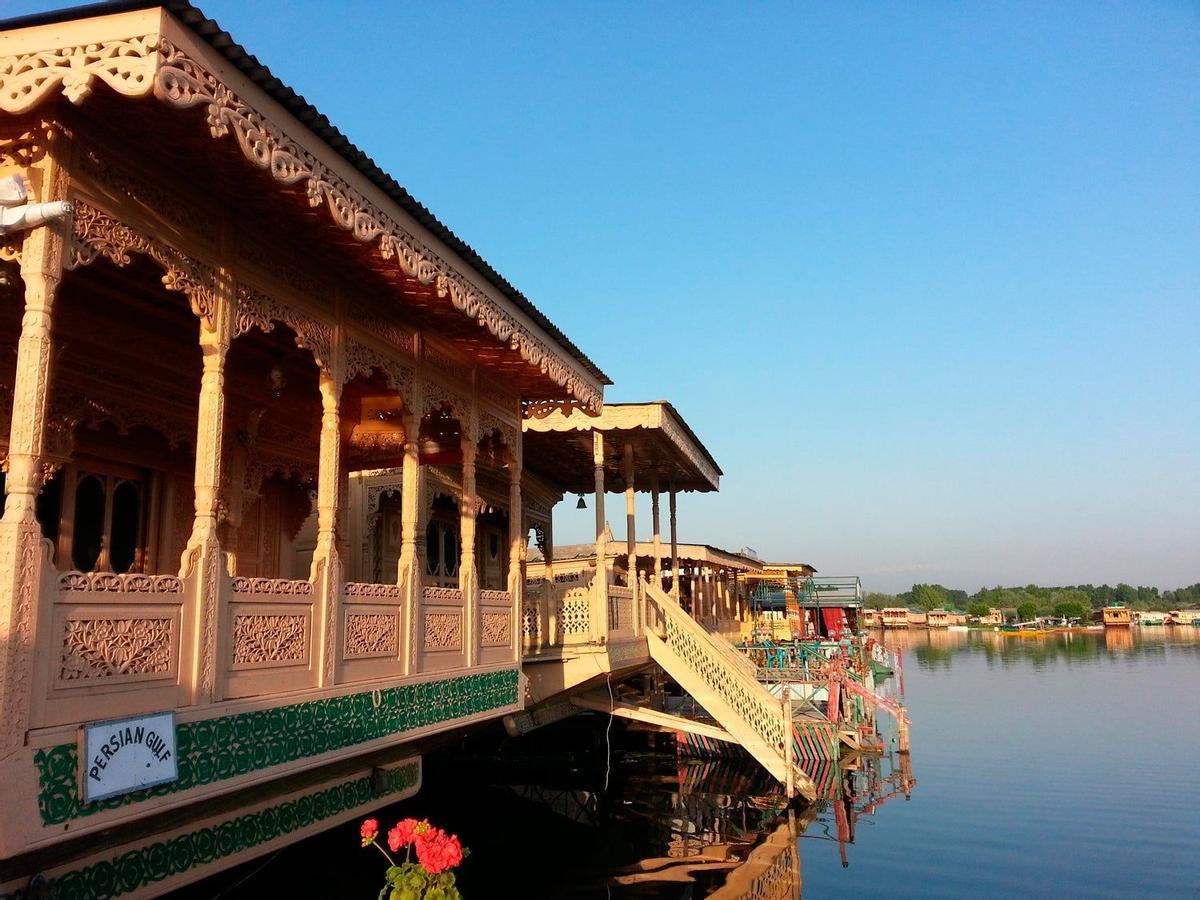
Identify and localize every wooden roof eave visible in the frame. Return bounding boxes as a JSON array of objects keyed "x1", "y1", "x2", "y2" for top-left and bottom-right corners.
[
  {"x1": 522, "y1": 401, "x2": 721, "y2": 494},
  {"x1": 0, "y1": 3, "x2": 607, "y2": 410}
]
